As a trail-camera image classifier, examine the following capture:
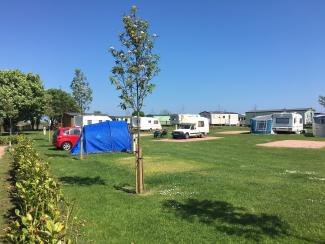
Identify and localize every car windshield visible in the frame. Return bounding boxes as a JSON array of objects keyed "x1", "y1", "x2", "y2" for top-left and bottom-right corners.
[{"x1": 179, "y1": 124, "x2": 192, "y2": 129}]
